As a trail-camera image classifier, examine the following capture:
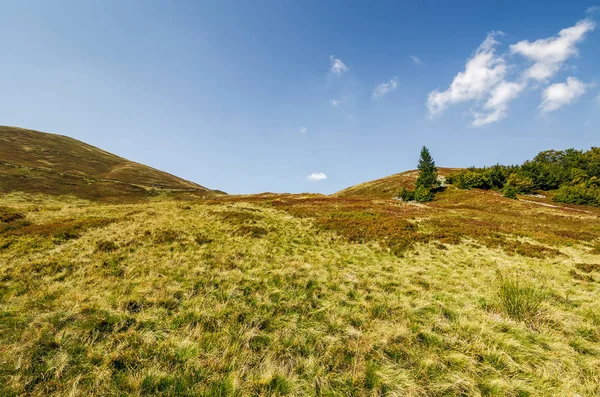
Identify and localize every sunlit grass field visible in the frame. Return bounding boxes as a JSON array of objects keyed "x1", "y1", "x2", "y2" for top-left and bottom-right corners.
[{"x1": 1, "y1": 189, "x2": 600, "y2": 396}]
